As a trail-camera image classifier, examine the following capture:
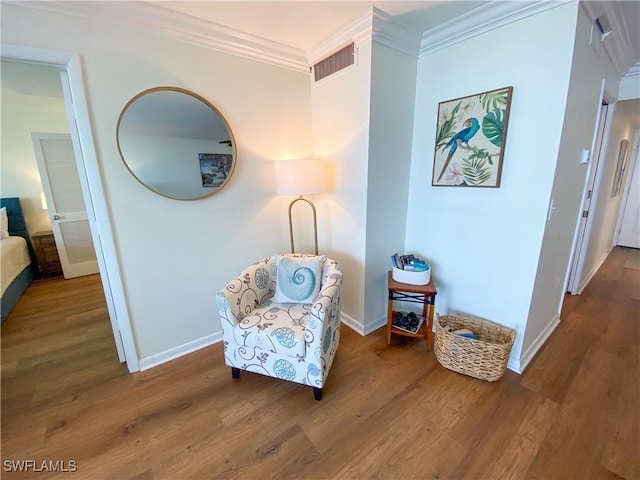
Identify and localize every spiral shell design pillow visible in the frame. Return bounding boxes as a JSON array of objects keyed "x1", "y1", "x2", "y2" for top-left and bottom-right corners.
[{"x1": 273, "y1": 255, "x2": 325, "y2": 304}]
